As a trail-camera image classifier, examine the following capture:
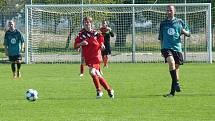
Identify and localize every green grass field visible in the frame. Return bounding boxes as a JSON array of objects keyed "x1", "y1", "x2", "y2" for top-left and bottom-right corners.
[{"x1": 0, "y1": 63, "x2": 215, "y2": 121}]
